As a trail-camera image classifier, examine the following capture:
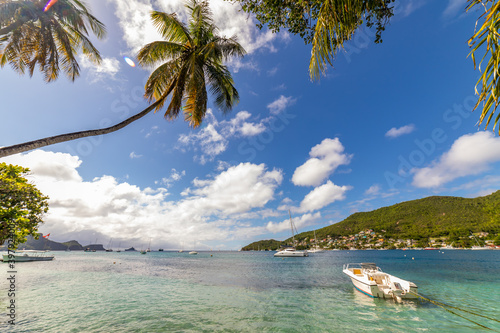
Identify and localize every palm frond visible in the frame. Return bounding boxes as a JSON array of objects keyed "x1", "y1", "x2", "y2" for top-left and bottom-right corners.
[
  {"x1": 468, "y1": 0, "x2": 500, "y2": 134},
  {"x1": 0, "y1": 0, "x2": 105, "y2": 82},
  {"x1": 309, "y1": 0, "x2": 392, "y2": 80},
  {"x1": 137, "y1": 41, "x2": 184, "y2": 67},
  {"x1": 144, "y1": 59, "x2": 182, "y2": 102},
  {"x1": 150, "y1": 11, "x2": 190, "y2": 44},
  {"x1": 205, "y1": 61, "x2": 238, "y2": 113}
]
